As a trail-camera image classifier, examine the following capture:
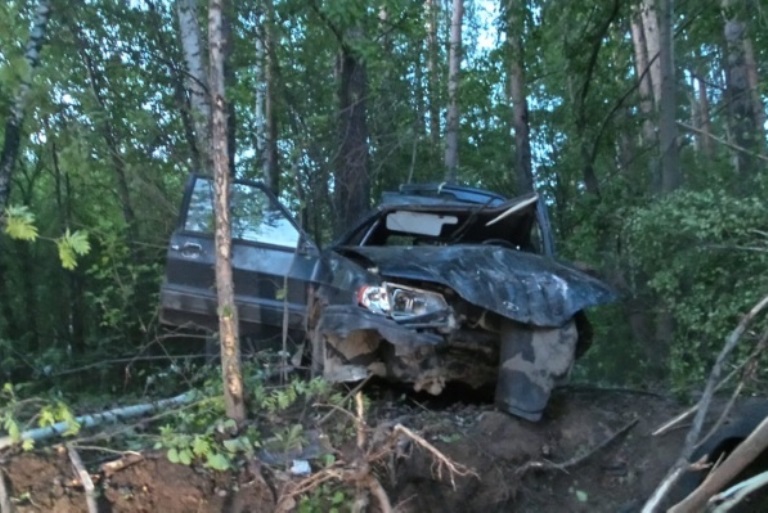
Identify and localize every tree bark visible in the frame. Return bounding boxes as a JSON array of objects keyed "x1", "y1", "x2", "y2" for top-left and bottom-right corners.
[
  {"x1": 722, "y1": 1, "x2": 756, "y2": 181},
  {"x1": 178, "y1": 0, "x2": 212, "y2": 173},
  {"x1": 425, "y1": 0, "x2": 440, "y2": 150},
  {"x1": 743, "y1": 36, "x2": 765, "y2": 153},
  {"x1": 658, "y1": 0, "x2": 680, "y2": 194},
  {"x1": 505, "y1": 0, "x2": 533, "y2": 194},
  {"x1": 0, "y1": 0, "x2": 52, "y2": 208},
  {"x1": 443, "y1": 0, "x2": 463, "y2": 183},
  {"x1": 630, "y1": 8, "x2": 656, "y2": 146},
  {"x1": 695, "y1": 71, "x2": 714, "y2": 158},
  {"x1": 334, "y1": 40, "x2": 370, "y2": 235},
  {"x1": 254, "y1": 0, "x2": 280, "y2": 194},
  {"x1": 210, "y1": 0, "x2": 246, "y2": 424},
  {"x1": 640, "y1": 0, "x2": 662, "y2": 108}
]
